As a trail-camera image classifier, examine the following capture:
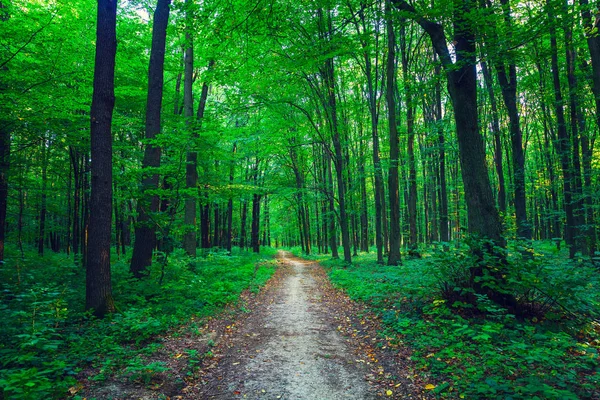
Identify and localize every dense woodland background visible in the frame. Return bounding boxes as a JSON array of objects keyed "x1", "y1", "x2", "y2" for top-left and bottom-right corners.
[{"x1": 1, "y1": 0, "x2": 600, "y2": 398}]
